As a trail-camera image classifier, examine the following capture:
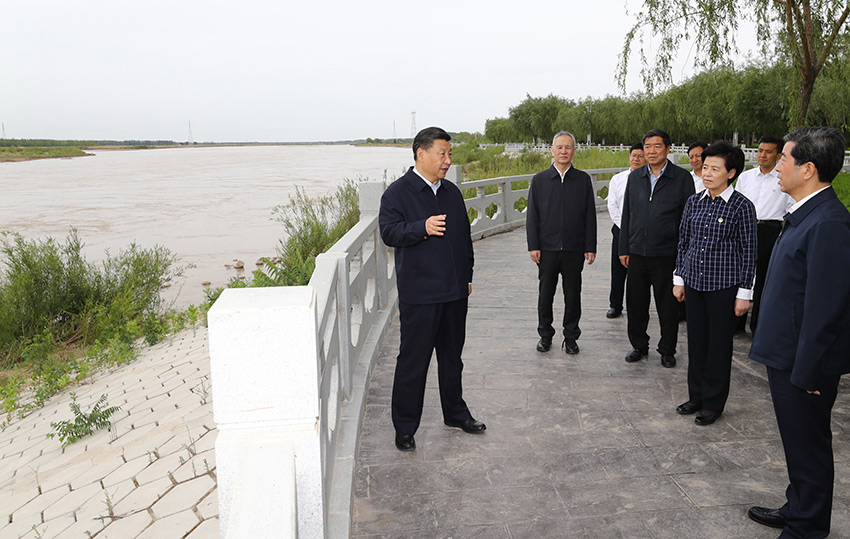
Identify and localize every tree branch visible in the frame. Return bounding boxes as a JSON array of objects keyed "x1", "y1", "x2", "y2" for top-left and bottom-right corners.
[{"x1": 816, "y1": 5, "x2": 850, "y2": 71}]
